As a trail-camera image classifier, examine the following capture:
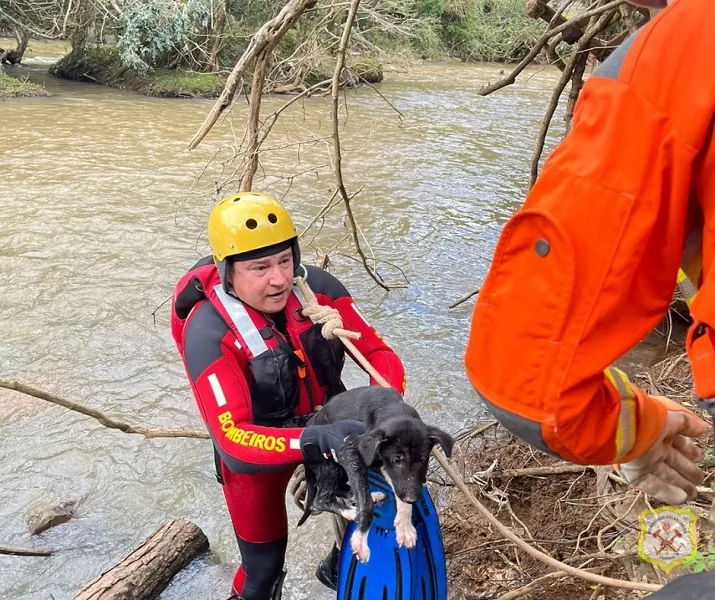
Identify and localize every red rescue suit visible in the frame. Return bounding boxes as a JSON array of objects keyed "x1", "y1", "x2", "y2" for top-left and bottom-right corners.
[{"x1": 170, "y1": 256, "x2": 405, "y2": 597}]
